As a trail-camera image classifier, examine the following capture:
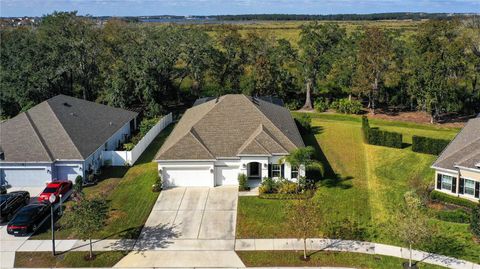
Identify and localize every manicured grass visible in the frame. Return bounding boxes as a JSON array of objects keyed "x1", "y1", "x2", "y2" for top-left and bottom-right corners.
[
  {"x1": 237, "y1": 113, "x2": 480, "y2": 263},
  {"x1": 15, "y1": 251, "x2": 127, "y2": 268},
  {"x1": 30, "y1": 124, "x2": 174, "y2": 240},
  {"x1": 237, "y1": 251, "x2": 445, "y2": 268}
]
